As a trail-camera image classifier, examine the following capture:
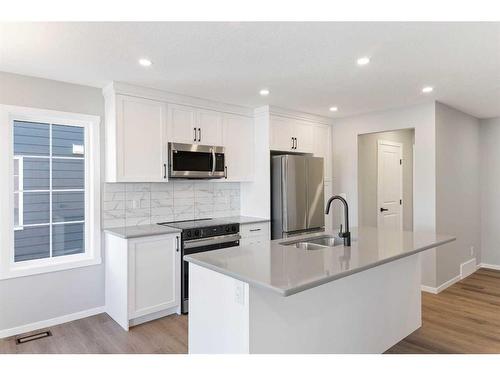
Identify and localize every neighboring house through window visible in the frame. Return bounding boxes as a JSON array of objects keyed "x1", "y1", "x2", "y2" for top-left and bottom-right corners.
[{"x1": 0, "y1": 106, "x2": 101, "y2": 279}]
